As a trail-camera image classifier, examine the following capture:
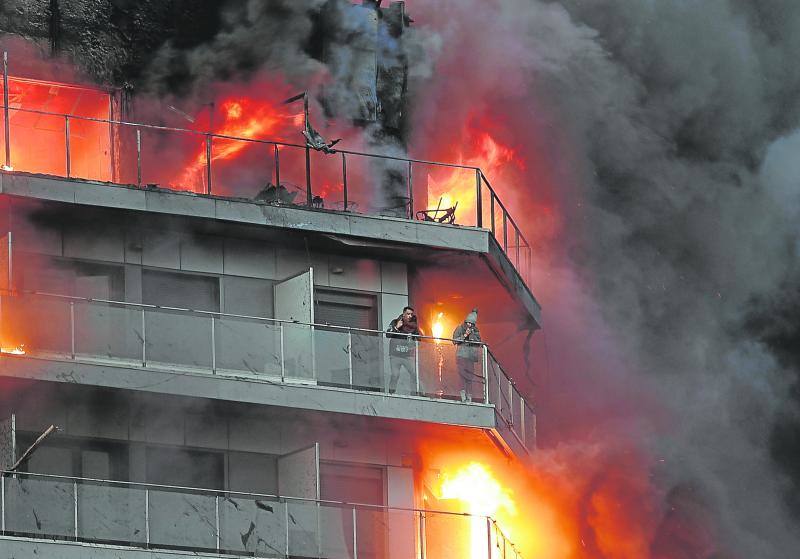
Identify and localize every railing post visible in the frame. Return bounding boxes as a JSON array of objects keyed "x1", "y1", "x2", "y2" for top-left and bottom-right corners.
[
  {"x1": 475, "y1": 169, "x2": 483, "y2": 227},
  {"x1": 341, "y1": 152, "x2": 348, "y2": 211},
  {"x1": 407, "y1": 161, "x2": 414, "y2": 219},
  {"x1": 145, "y1": 488, "x2": 150, "y2": 547},
  {"x1": 65, "y1": 116, "x2": 71, "y2": 178},
  {"x1": 3, "y1": 51, "x2": 11, "y2": 170},
  {"x1": 503, "y1": 213, "x2": 508, "y2": 252},
  {"x1": 136, "y1": 128, "x2": 142, "y2": 187},
  {"x1": 141, "y1": 308, "x2": 147, "y2": 367},
  {"x1": 486, "y1": 517, "x2": 493, "y2": 559},
  {"x1": 1, "y1": 474, "x2": 5, "y2": 533},
  {"x1": 273, "y1": 144, "x2": 281, "y2": 188},
  {"x1": 215, "y1": 495, "x2": 220, "y2": 552},
  {"x1": 347, "y1": 330, "x2": 354, "y2": 387},
  {"x1": 515, "y1": 227, "x2": 520, "y2": 267},
  {"x1": 305, "y1": 145, "x2": 313, "y2": 206},
  {"x1": 418, "y1": 510, "x2": 426, "y2": 559},
  {"x1": 352, "y1": 506, "x2": 358, "y2": 559},
  {"x1": 205, "y1": 134, "x2": 212, "y2": 195},
  {"x1": 415, "y1": 338, "x2": 420, "y2": 396},
  {"x1": 284, "y1": 500, "x2": 290, "y2": 557},
  {"x1": 73, "y1": 480, "x2": 79, "y2": 540},
  {"x1": 210, "y1": 316, "x2": 216, "y2": 374},
  {"x1": 69, "y1": 301, "x2": 75, "y2": 359},
  {"x1": 279, "y1": 322, "x2": 285, "y2": 381},
  {"x1": 482, "y1": 345, "x2": 489, "y2": 404},
  {"x1": 509, "y1": 381, "x2": 514, "y2": 425},
  {"x1": 490, "y1": 193, "x2": 496, "y2": 237}
]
